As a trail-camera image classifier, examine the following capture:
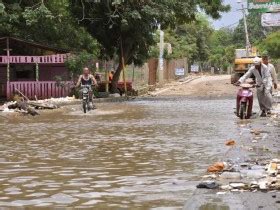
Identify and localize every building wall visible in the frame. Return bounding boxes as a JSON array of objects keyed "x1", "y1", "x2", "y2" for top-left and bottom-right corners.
[
  {"x1": 148, "y1": 59, "x2": 158, "y2": 86},
  {"x1": 39, "y1": 64, "x2": 70, "y2": 81},
  {"x1": 0, "y1": 65, "x2": 7, "y2": 83},
  {"x1": 0, "y1": 65, "x2": 7, "y2": 97},
  {"x1": 148, "y1": 58, "x2": 188, "y2": 86}
]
